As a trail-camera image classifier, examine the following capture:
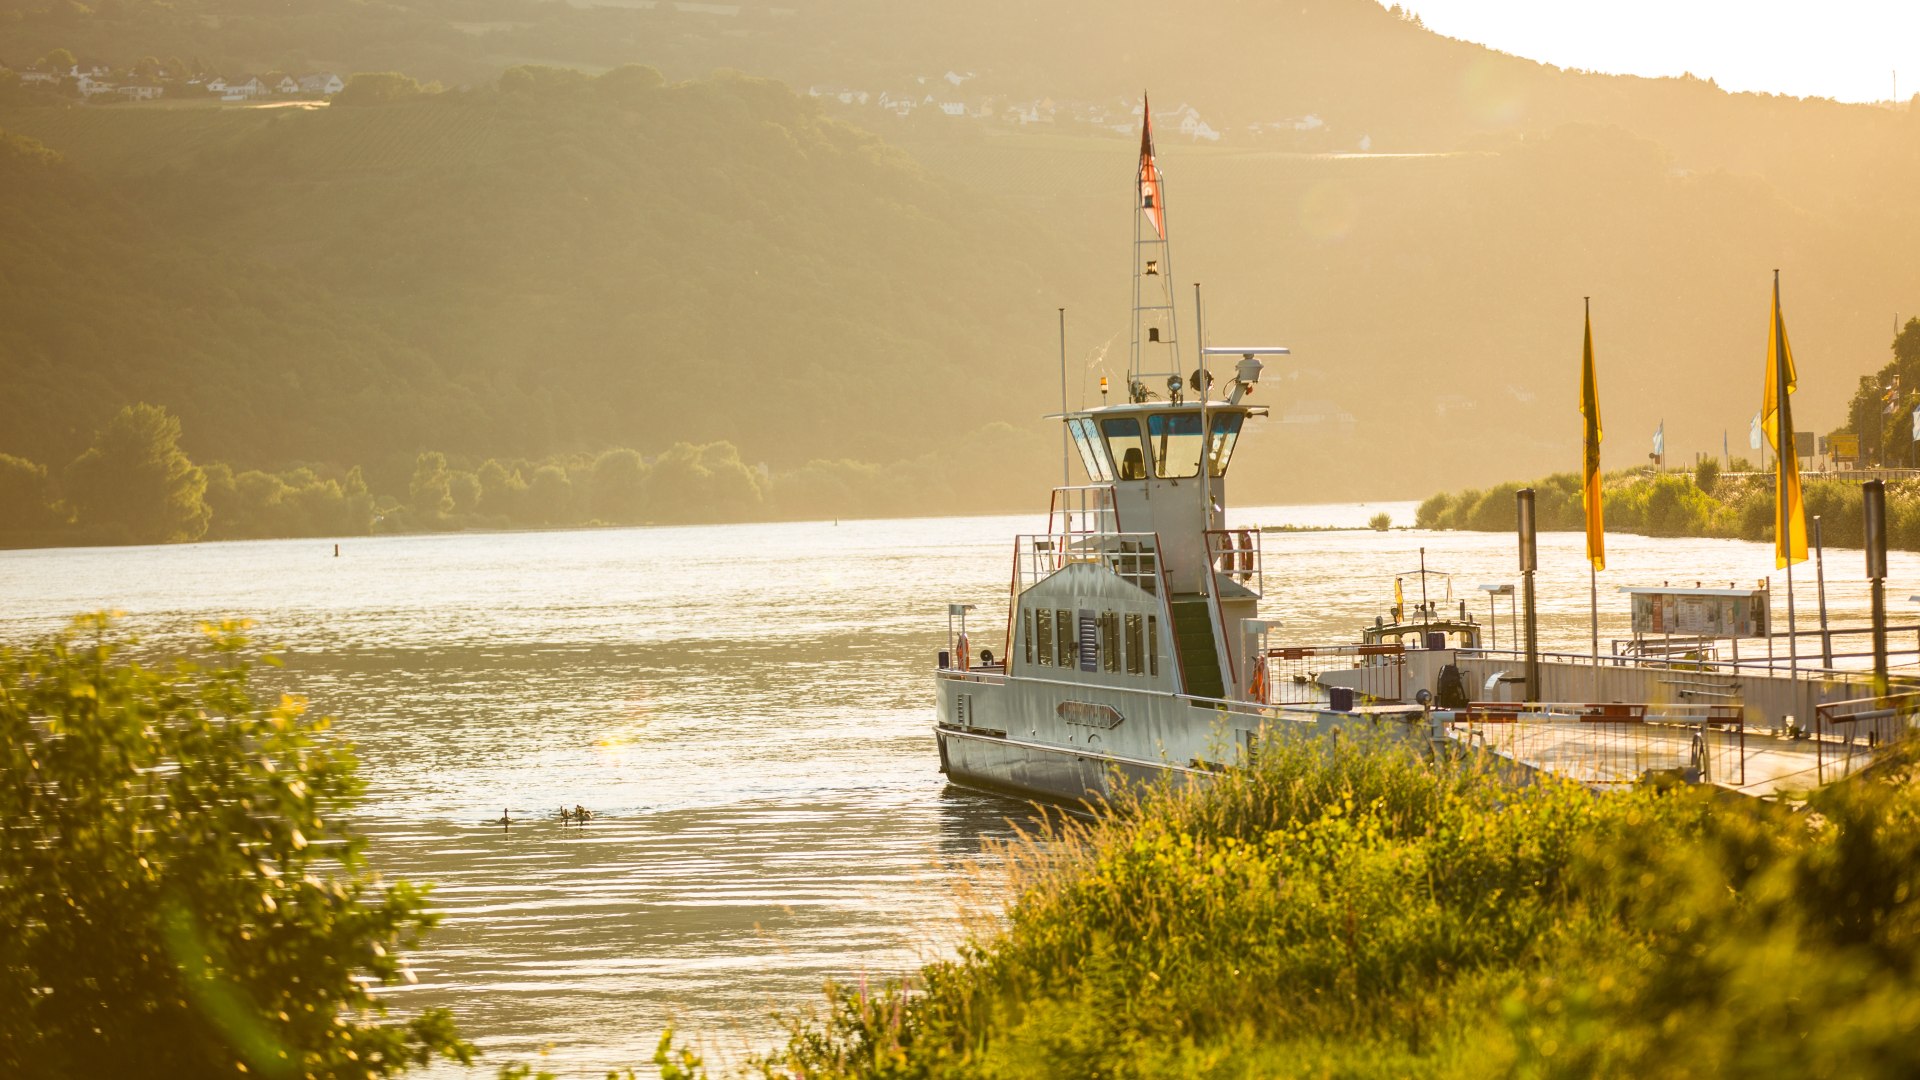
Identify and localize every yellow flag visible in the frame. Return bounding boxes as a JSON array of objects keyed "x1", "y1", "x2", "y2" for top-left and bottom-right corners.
[
  {"x1": 1762, "y1": 273, "x2": 1808, "y2": 567},
  {"x1": 1394, "y1": 576, "x2": 1404, "y2": 615},
  {"x1": 1580, "y1": 304, "x2": 1605, "y2": 571}
]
